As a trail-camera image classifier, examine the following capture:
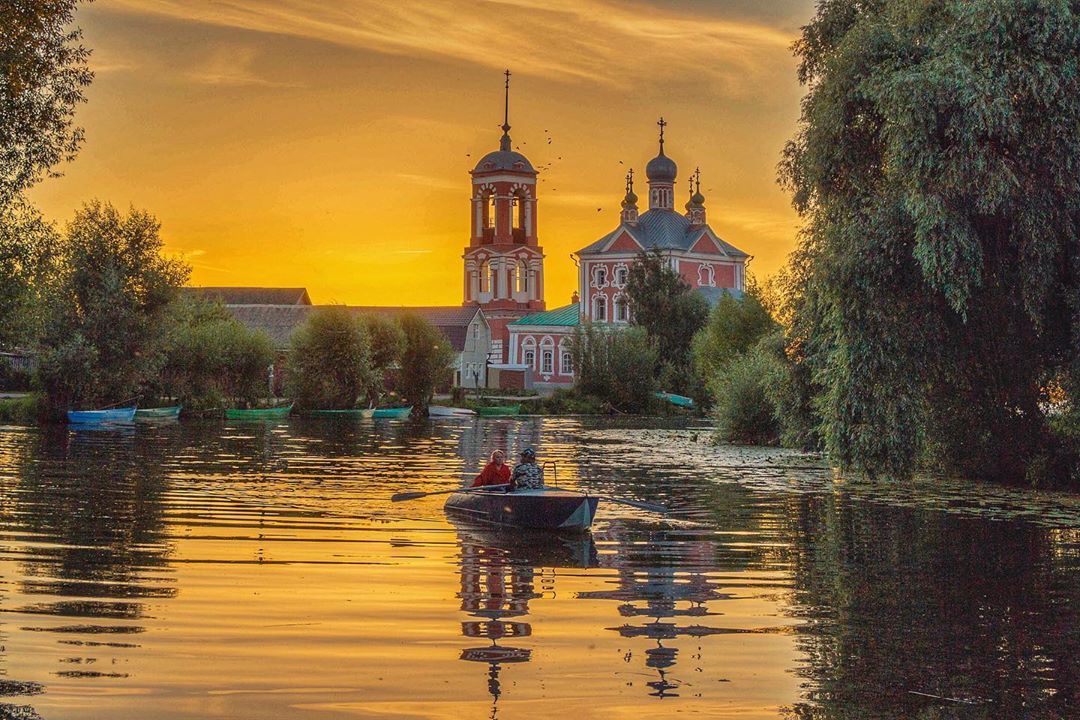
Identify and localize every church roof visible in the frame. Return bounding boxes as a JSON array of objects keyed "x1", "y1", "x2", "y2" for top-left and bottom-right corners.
[
  {"x1": 184, "y1": 286, "x2": 312, "y2": 306},
  {"x1": 225, "y1": 304, "x2": 484, "y2": 351},
  {"x1": 509, "y1": 304, "x2": 581, "y2": 327},
  {"x1": 697, "y1": 287, "x2": 745, "y2": 305},
  {"x1": 472, "y1": 149, "x2": 535, "y2": 174},
  {"x1": 577, "y1": 209, "x2": 749, "y2": 257}
]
